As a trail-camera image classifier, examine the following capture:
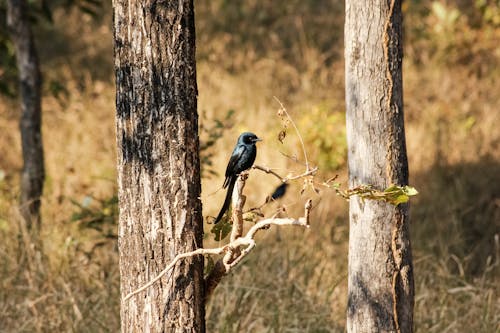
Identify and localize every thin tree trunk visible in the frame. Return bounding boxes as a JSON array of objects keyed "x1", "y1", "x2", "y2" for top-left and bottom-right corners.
[
  {"x1": 344, "y1": 0, "x2": 414, "y2": 332},
  {"x1": 6, "y1": 0, "x2": 45, "y2": 230},
  {"x1": 113, "y1": 0, "x2": 205, "y2": 331}
]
